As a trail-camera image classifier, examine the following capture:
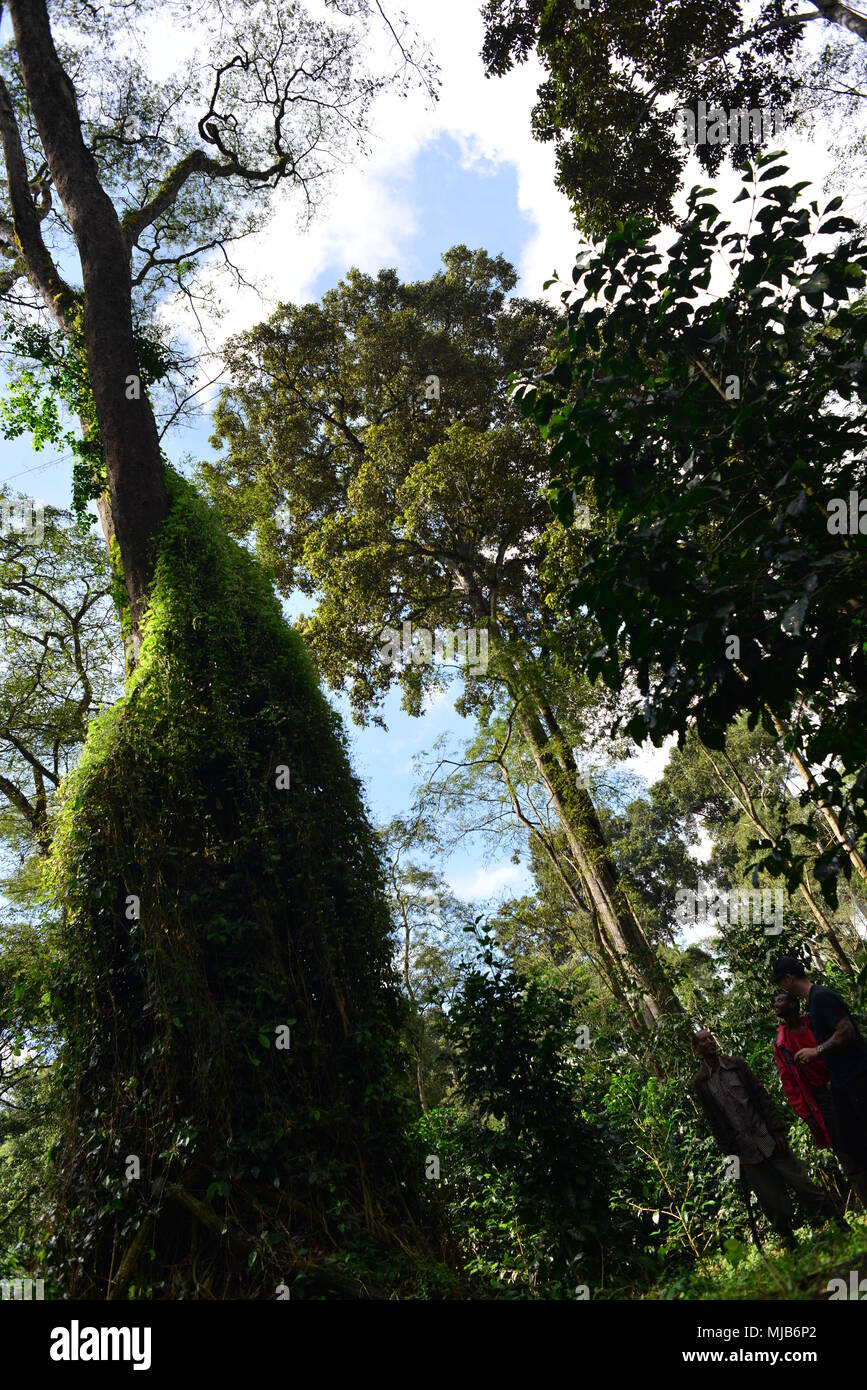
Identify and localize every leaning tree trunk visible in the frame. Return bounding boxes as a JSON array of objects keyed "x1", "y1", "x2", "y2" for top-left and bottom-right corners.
[
  {"x1": 537, "y1": 820, "x2": 646, "y2": 1030},
  {"x1": 697, "y1": 742, "x2": 856, "y2": 978},
  {"x1": 808, "y1": 0, "x2": 867, "y2": 44},
  {"x1": 511, "y1": 686, "x2": 684, "y2": 1029},
  {"x1": 766, "y1": 706, "x2": 867, "y2": 888}
]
